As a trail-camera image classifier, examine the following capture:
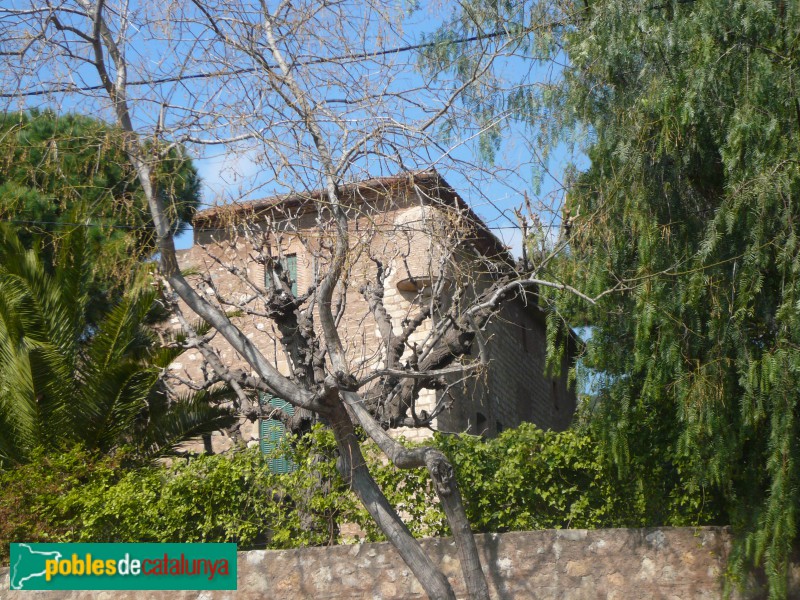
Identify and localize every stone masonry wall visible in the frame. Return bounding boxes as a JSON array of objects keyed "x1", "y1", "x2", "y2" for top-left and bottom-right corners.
[
  {"x1": 433, "y1": 302, "x2": 568, "y2": 438},
  {"x1": 5, "y1": 527, "x2": 791, "y2": 599},
  {"x1": 173, "y1": 182, "x2": 576, "y2": 451}
]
